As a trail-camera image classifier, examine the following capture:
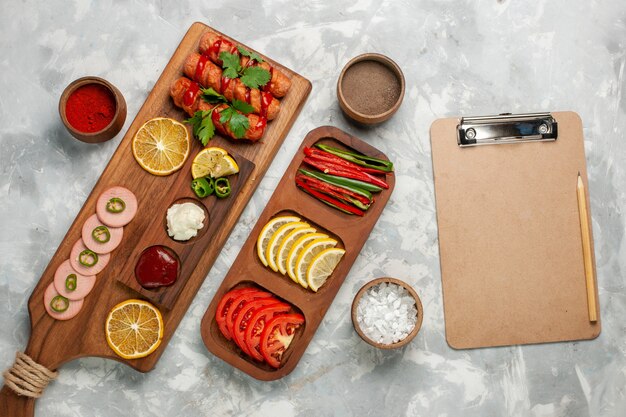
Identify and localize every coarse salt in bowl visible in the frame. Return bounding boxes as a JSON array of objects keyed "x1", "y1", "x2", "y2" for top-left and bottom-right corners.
[{"x1": 351, "y1": 277, "x2": 423, "y2": 349}]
